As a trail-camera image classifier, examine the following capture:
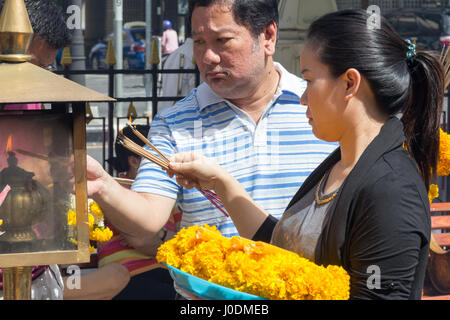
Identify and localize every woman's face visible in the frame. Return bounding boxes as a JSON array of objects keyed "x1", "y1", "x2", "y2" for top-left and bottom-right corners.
[{"x1": 299, "y1": 43, "x2": 348, "y2": 142}]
